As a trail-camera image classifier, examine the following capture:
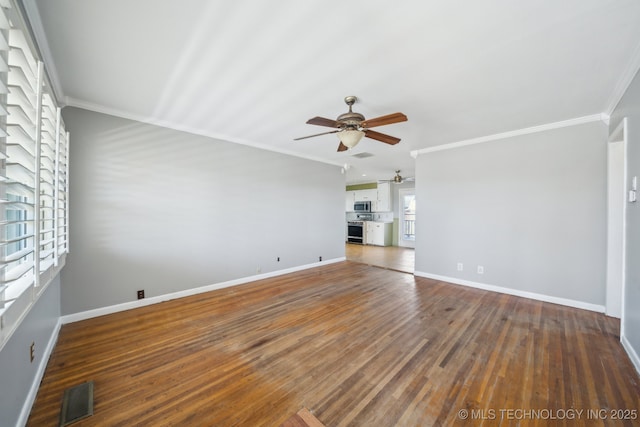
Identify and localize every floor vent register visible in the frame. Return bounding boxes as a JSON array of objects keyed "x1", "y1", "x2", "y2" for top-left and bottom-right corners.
[{"x1": 59, "y1": 381, "x2": 94, "y2": 426}]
